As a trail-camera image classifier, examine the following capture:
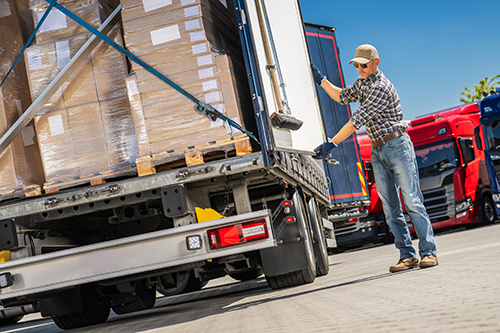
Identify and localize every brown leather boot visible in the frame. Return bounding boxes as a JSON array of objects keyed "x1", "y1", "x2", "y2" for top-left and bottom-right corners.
[
  {"x1": 420, "y1": 255, "x2": 438, "y2": 268},
  {"x1": 389, "y1": 258, "x2": 419, "y2": 273}
]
